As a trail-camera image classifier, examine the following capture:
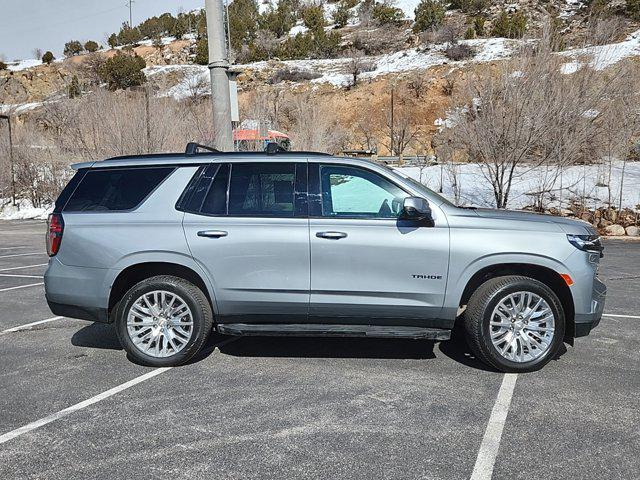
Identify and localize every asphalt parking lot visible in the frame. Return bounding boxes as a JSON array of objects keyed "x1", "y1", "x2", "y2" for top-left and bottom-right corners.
[{"x1": 0, "y1": 219, "x2": 638, "y2": 480}]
